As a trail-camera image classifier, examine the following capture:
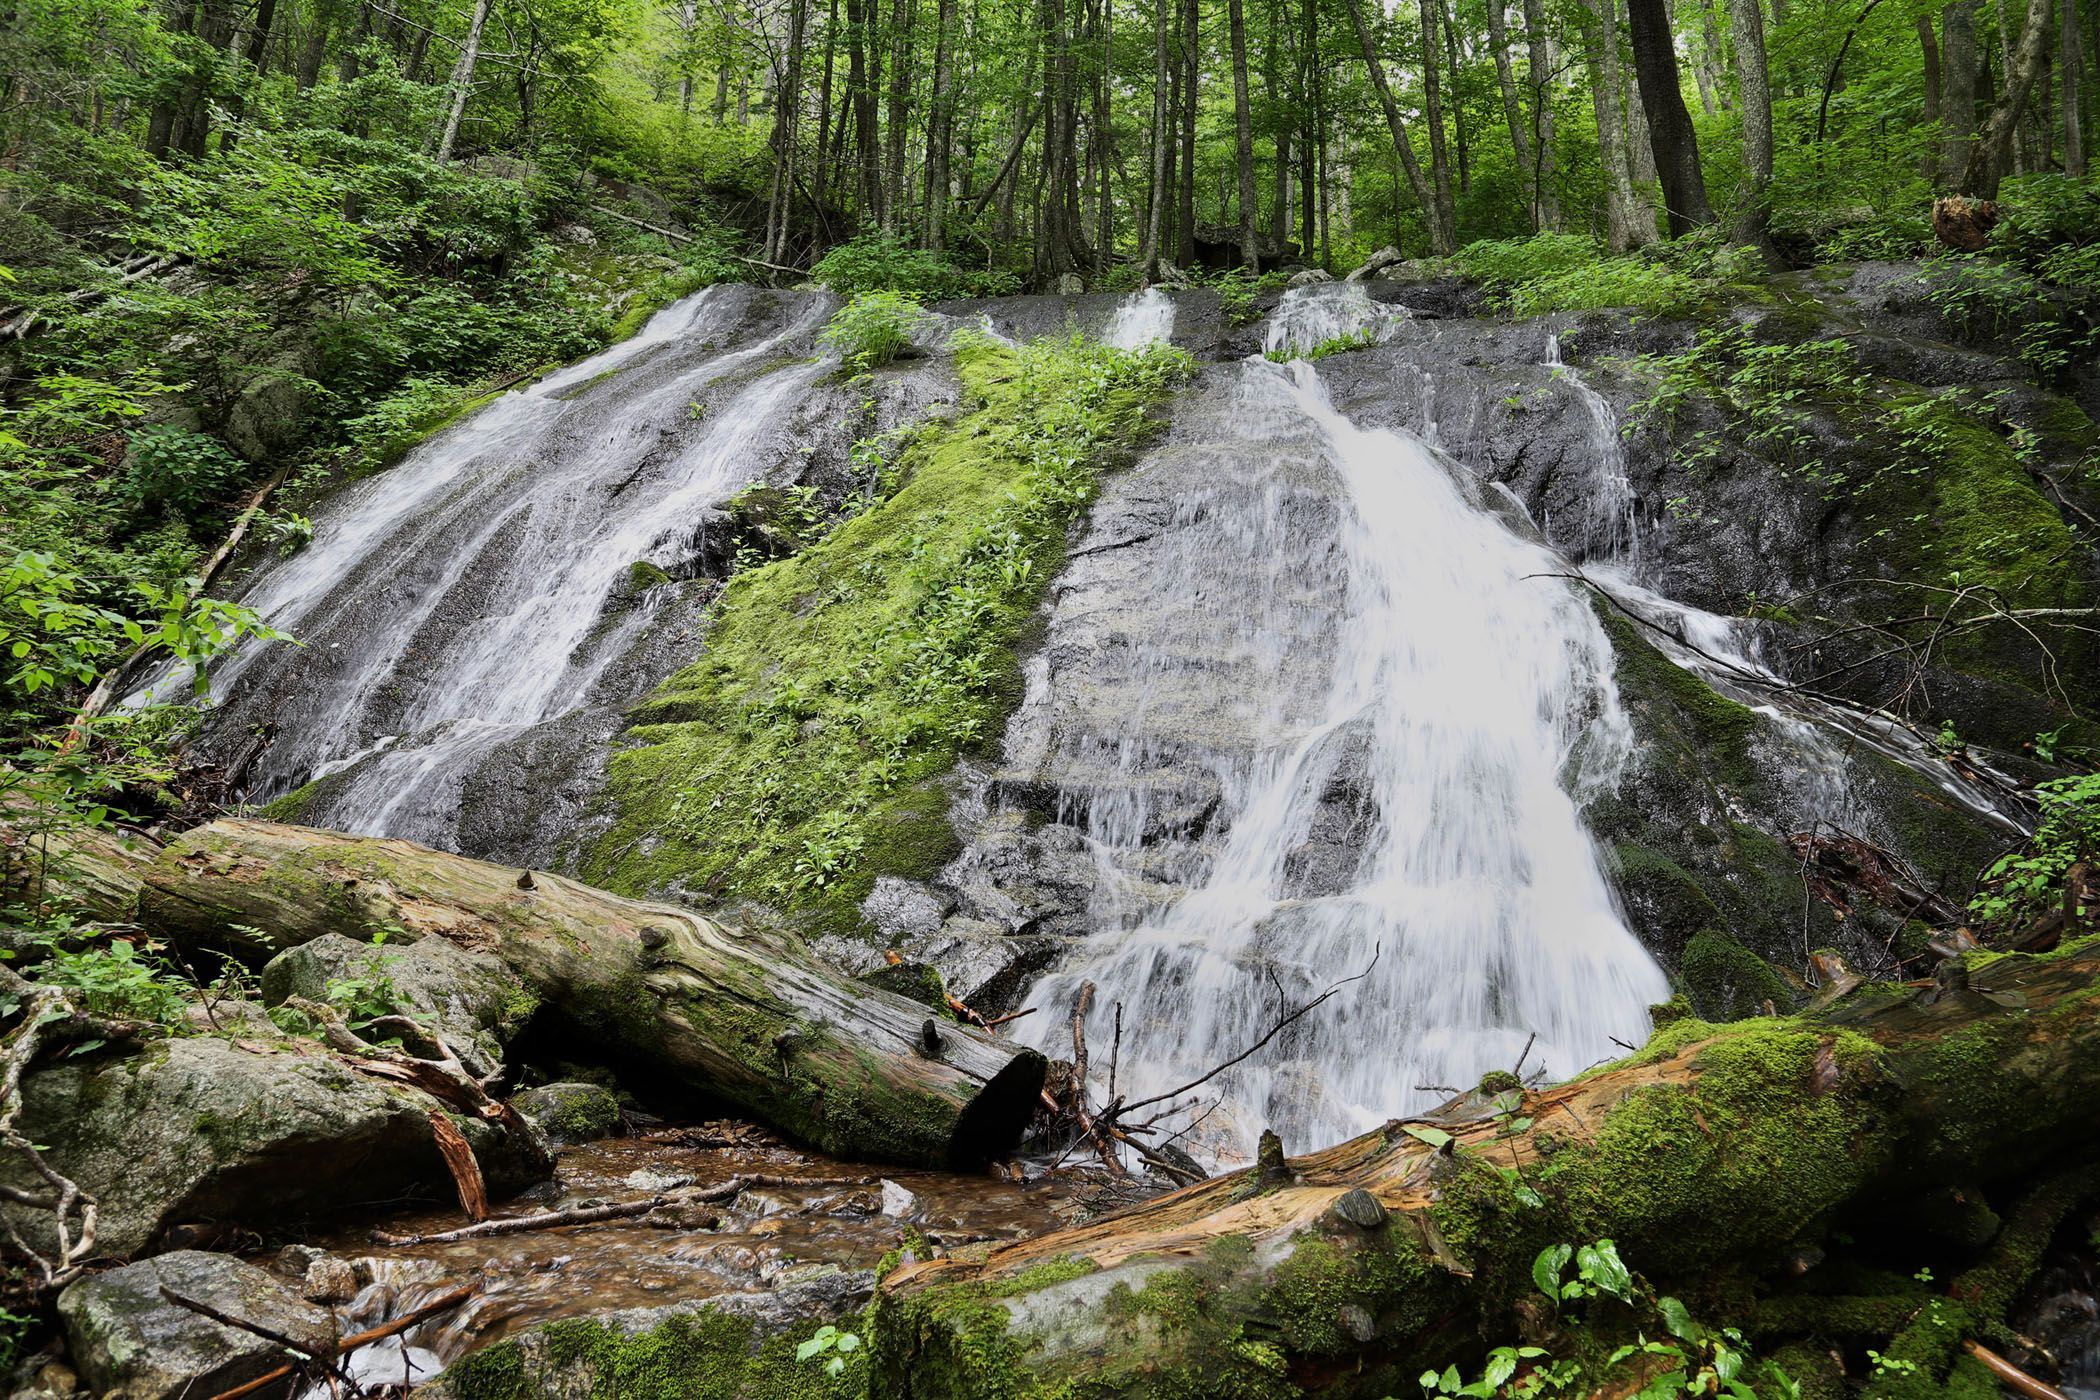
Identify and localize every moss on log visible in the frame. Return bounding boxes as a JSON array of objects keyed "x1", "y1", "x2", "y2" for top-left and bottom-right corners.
[
  {"x1": 138, "y1": 819, "x2": 1045, "y2": 1169},
  {"x1": 869, "y1": 939, "x2": 2100, "y2": 1397}
]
